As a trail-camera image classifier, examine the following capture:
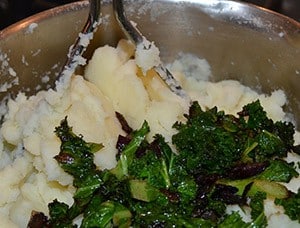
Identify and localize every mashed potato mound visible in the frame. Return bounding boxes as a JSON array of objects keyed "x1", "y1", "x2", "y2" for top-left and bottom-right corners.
[{"x1": 0, "y1": 40, "x2": 299, "y2": 227}]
